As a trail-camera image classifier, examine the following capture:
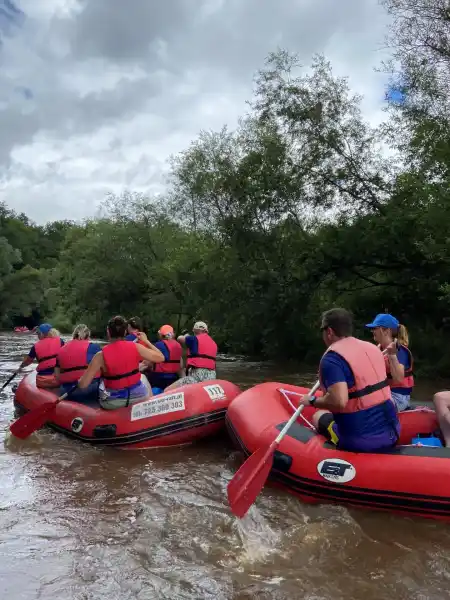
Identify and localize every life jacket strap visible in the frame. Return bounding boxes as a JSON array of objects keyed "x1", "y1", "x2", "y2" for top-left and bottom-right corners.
[
  {"x1": 189, "y1": 353, "x2": 216, "y2": 362},
  {"x1": 37, "y1": 354, "x2": 58, "y2": 363},
  {"x1": 103, "y1": 368, "x2": 140, "y2": 381},
  {"x1": 348, "y1": 378, "x2": 389, "y2": 399},
  {"x1": 387, "y1": 368, "x2": 414, "y2": 379},
  {"x1": 59, "y1": 365, "x2": 87, "y2": 373}
]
